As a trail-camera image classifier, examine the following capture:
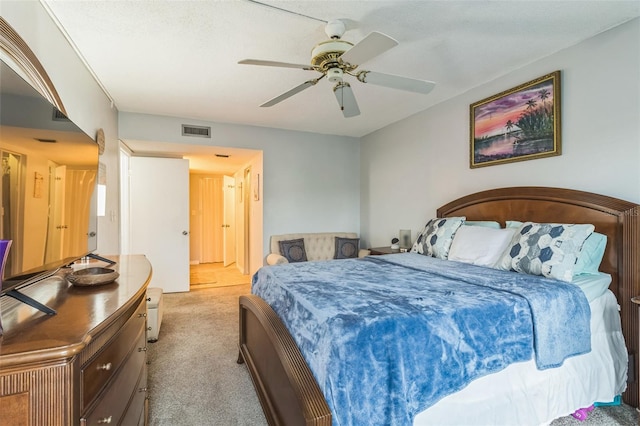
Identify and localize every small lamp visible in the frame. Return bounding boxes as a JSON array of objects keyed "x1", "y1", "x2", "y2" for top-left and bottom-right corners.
[{"x1": 390, "y1": 238, "x2": 400, "y2": 250}]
